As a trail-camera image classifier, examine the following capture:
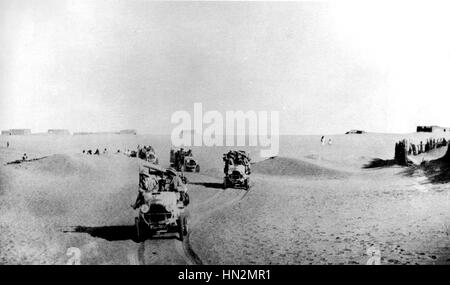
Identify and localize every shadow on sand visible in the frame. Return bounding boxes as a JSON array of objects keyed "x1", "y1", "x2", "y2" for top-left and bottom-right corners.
[
  {"x1": 363, "y1": 158, "x2": 398, "y2": 169},
  {"x1": 189, "y1": 182, "x2": 224, "y2": 189},
  {"x1": 63, "y1": 225, "x2": 181, "y2": 242},
  {"x1": 400, "y1": 159, "x2": 450, "y2": 185},
  {"x1": 364, "y1": 156, "x2": 450, "y2": 185},
  {"x1": 63, "y1": 225, "x2": 138, "y2": 242}
]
